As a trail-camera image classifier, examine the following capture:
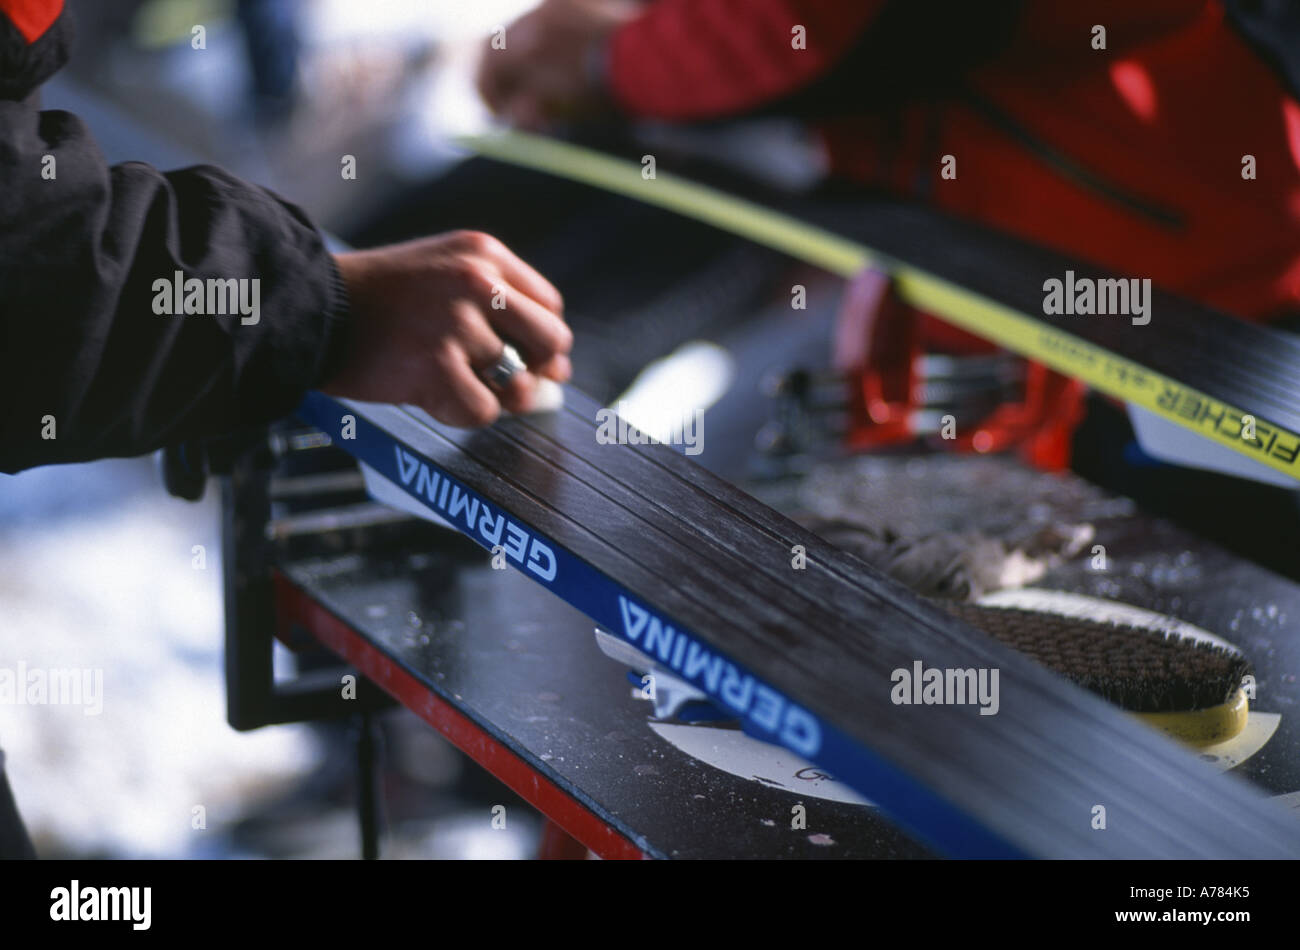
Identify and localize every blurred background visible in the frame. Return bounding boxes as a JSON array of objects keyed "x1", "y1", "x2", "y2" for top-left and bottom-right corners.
[
  {"x1": 3, "y1": 0, "x2": 851, "y2": 859},
  {"x1": 10, "y1": 0, "x2": 1300, "y2": 860},
  {"x1": 1, "y1": 0, "x2": 556, "y2": 861}
]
